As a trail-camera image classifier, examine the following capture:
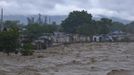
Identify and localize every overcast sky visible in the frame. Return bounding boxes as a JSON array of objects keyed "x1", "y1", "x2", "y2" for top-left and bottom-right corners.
[{"x1": 0, "y1": 0, "x2": 134, "y2": 21}]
